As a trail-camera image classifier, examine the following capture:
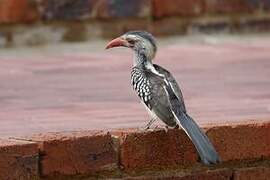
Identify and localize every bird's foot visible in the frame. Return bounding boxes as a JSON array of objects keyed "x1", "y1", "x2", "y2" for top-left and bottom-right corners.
[
  {"x1": 174, "y1": 124, "x2": 179, "y2": 129},
  {"x1": 164, "y1": 126, "x2": 169, "y2": 133},
  {"x1": 148, "y1": 125, "x2": 169, "y2": 133},
  {"x1": 138, "y1": 124, "x2": 153, "y2": 132},
  {"x1": 138, "y1": 125, "x2": 163, "y2": 132},
  {"x1": 163, "y1": 125, "x2": 179, "y2": 132},
  {"x1": 141, "y1": 118, "x2": 156, "y2": 131},
  {"x1": 138, "y1": 126, "x2": 155, "y2": 132},
  {"x1": 140, "y1": 124, "x2": 151, "y2": 131},
  {"x1": 144, "y1": 124, "x2": 151, "y2": 131},
  {"x1": 152, "y1": 125, "x2": 163, "y2": 130}
]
